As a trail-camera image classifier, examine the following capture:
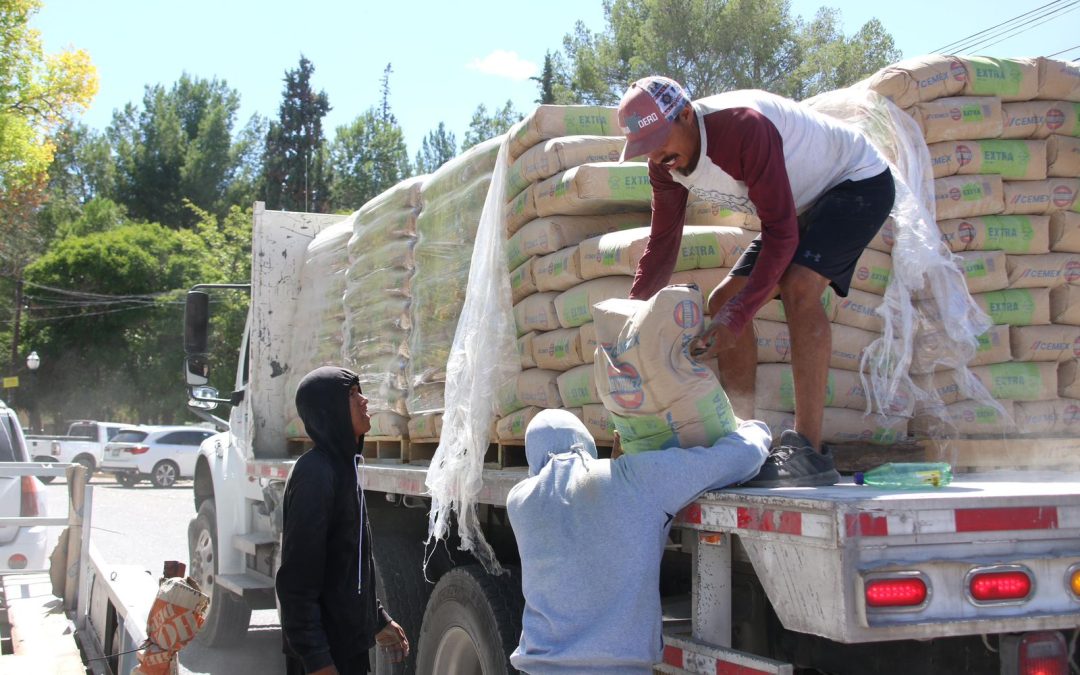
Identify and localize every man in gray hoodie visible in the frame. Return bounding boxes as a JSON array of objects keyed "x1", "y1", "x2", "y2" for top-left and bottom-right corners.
[{"x1": 506, "y1": 409, "x2": 770, "y2": 674}]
